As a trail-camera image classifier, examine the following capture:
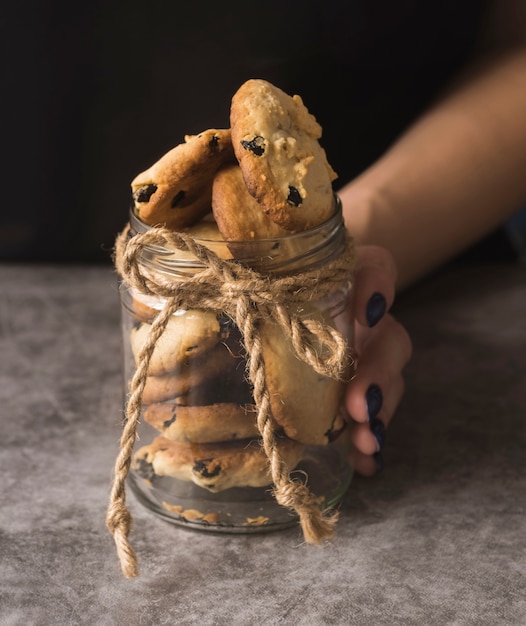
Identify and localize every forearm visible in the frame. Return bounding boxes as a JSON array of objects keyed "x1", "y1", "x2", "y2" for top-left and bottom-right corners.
[{"x1": 339, "y1": 46, "x2": 526, "y2": 289}]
